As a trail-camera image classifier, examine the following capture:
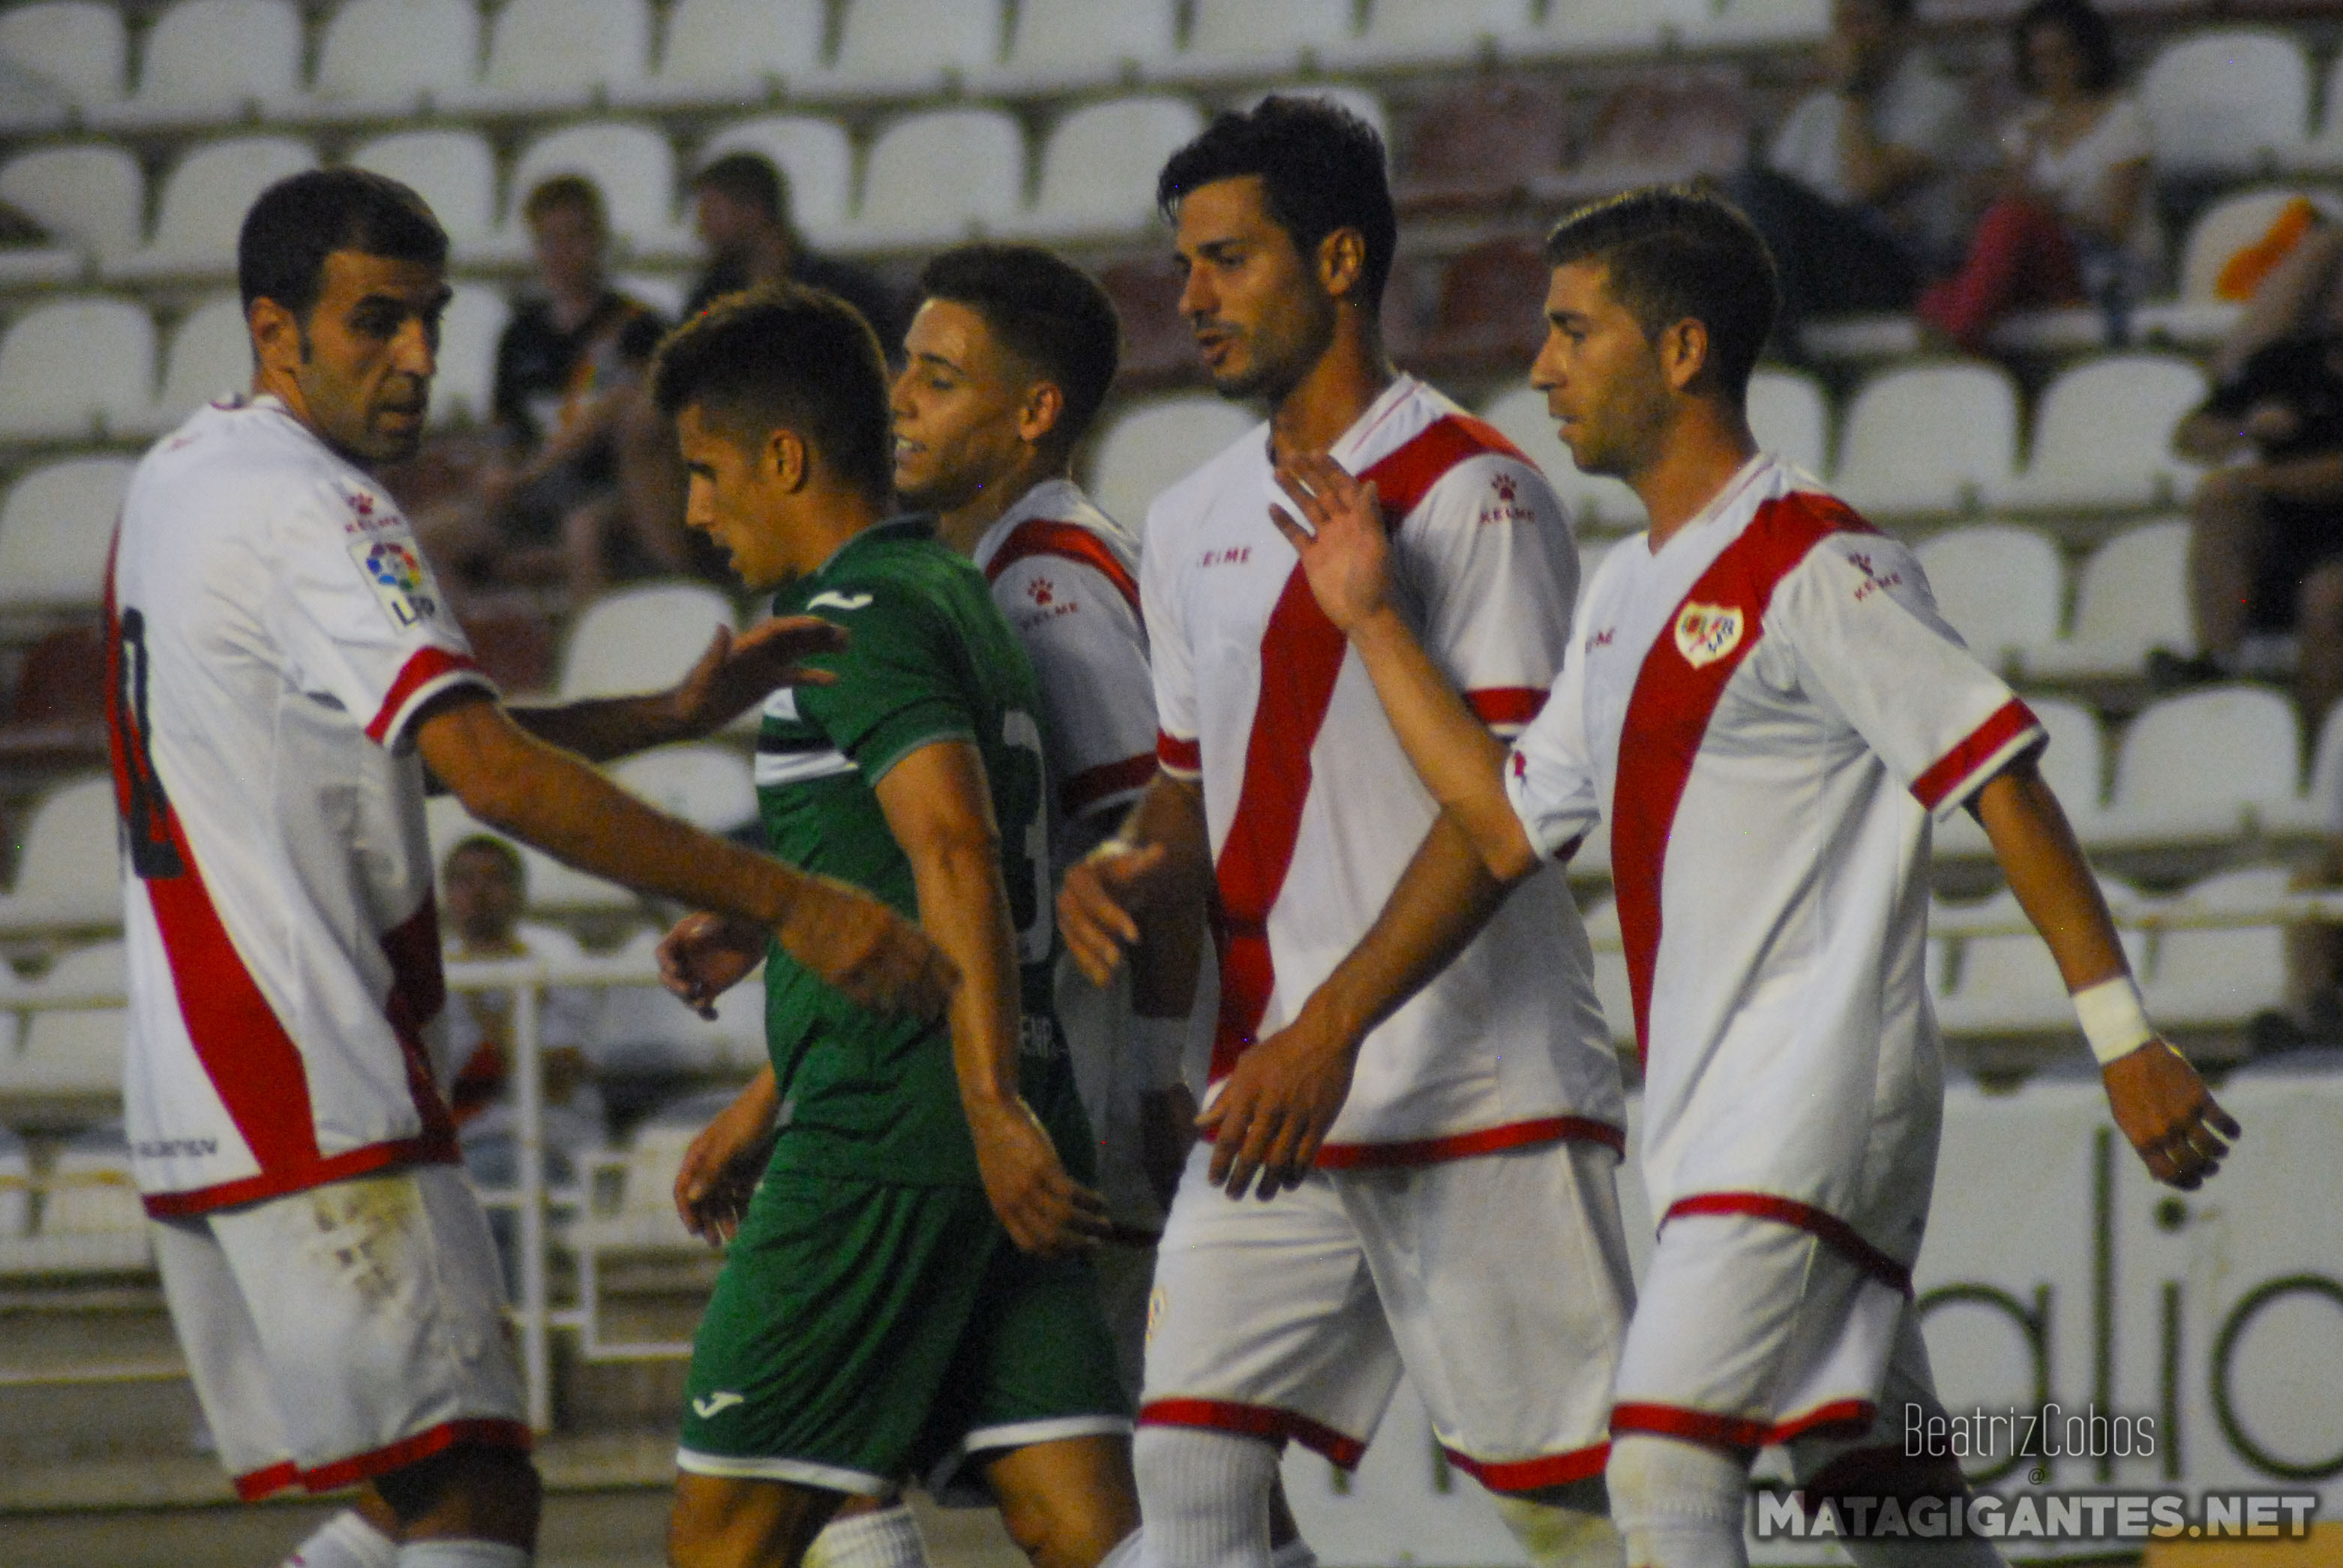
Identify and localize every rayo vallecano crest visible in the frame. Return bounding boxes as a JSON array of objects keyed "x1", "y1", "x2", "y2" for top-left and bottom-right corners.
[{"x1": 1674, "y1": 601, "x2": 1744, "y2": 667}]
